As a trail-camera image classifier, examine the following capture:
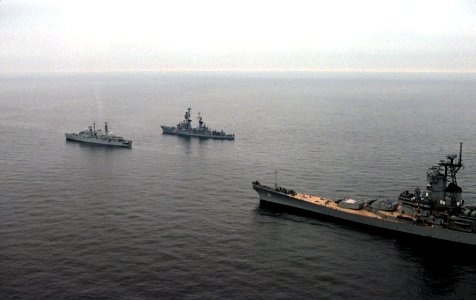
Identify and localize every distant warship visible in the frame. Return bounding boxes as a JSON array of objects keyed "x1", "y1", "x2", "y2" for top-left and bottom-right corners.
[
  {"x1": 253, "y1": 143, "x2": 476, "y2": 246},
  {"x1": 65, "y1": 122, "x2": 132, "y2": 148},
  {"x1": 161, "y1": 108, "x2": 235, "y2": 140}
]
